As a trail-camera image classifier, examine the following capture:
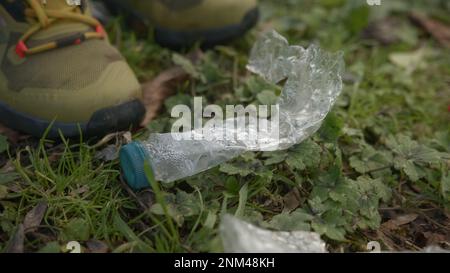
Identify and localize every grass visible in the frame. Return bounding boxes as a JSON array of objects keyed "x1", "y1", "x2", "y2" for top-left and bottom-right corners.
[{"x1": 0, "y1": 0, "x2": 449, "y2": 253}]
